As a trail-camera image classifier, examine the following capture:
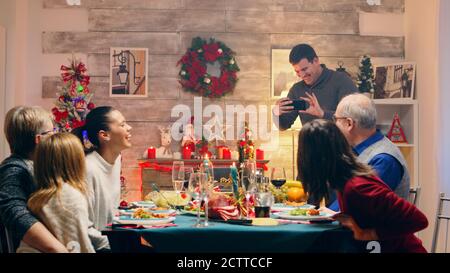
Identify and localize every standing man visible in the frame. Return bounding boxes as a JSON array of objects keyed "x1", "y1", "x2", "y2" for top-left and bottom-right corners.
[
  {"x1": 273, "y1": 44, "x2": 358, "y2": 130},
  {"x1": 330, "y1": 93, "x2": 410, "y2": 210}
]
